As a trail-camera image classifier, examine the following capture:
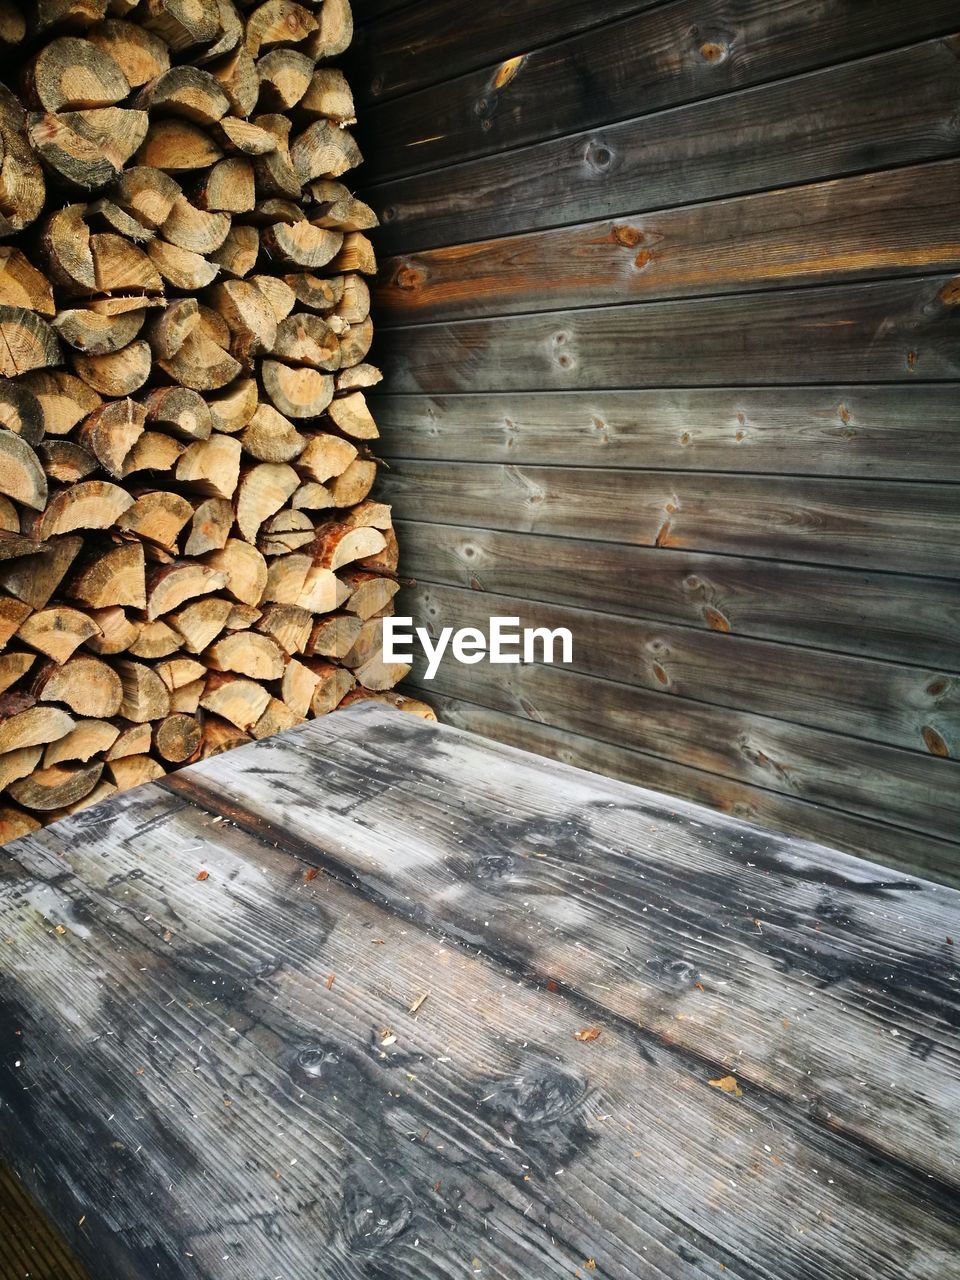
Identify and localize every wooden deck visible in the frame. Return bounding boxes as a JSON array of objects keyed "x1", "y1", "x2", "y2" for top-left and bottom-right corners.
[{"x1": 0, "y1": 703, "x2": 957, "y2": 1278}]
